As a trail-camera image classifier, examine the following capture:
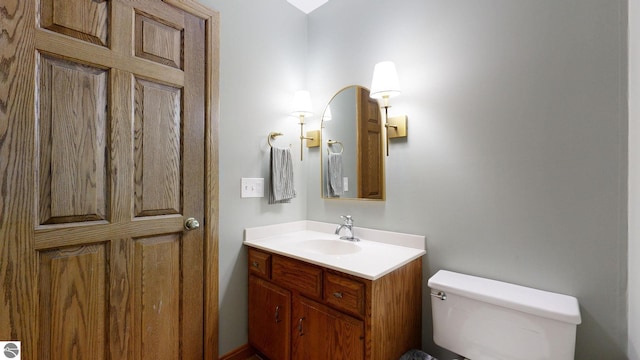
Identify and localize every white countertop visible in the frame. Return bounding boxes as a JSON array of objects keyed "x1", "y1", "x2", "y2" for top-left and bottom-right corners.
[{"x1": 244, "y1": 221, "x2": 426, "y2": 280}]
